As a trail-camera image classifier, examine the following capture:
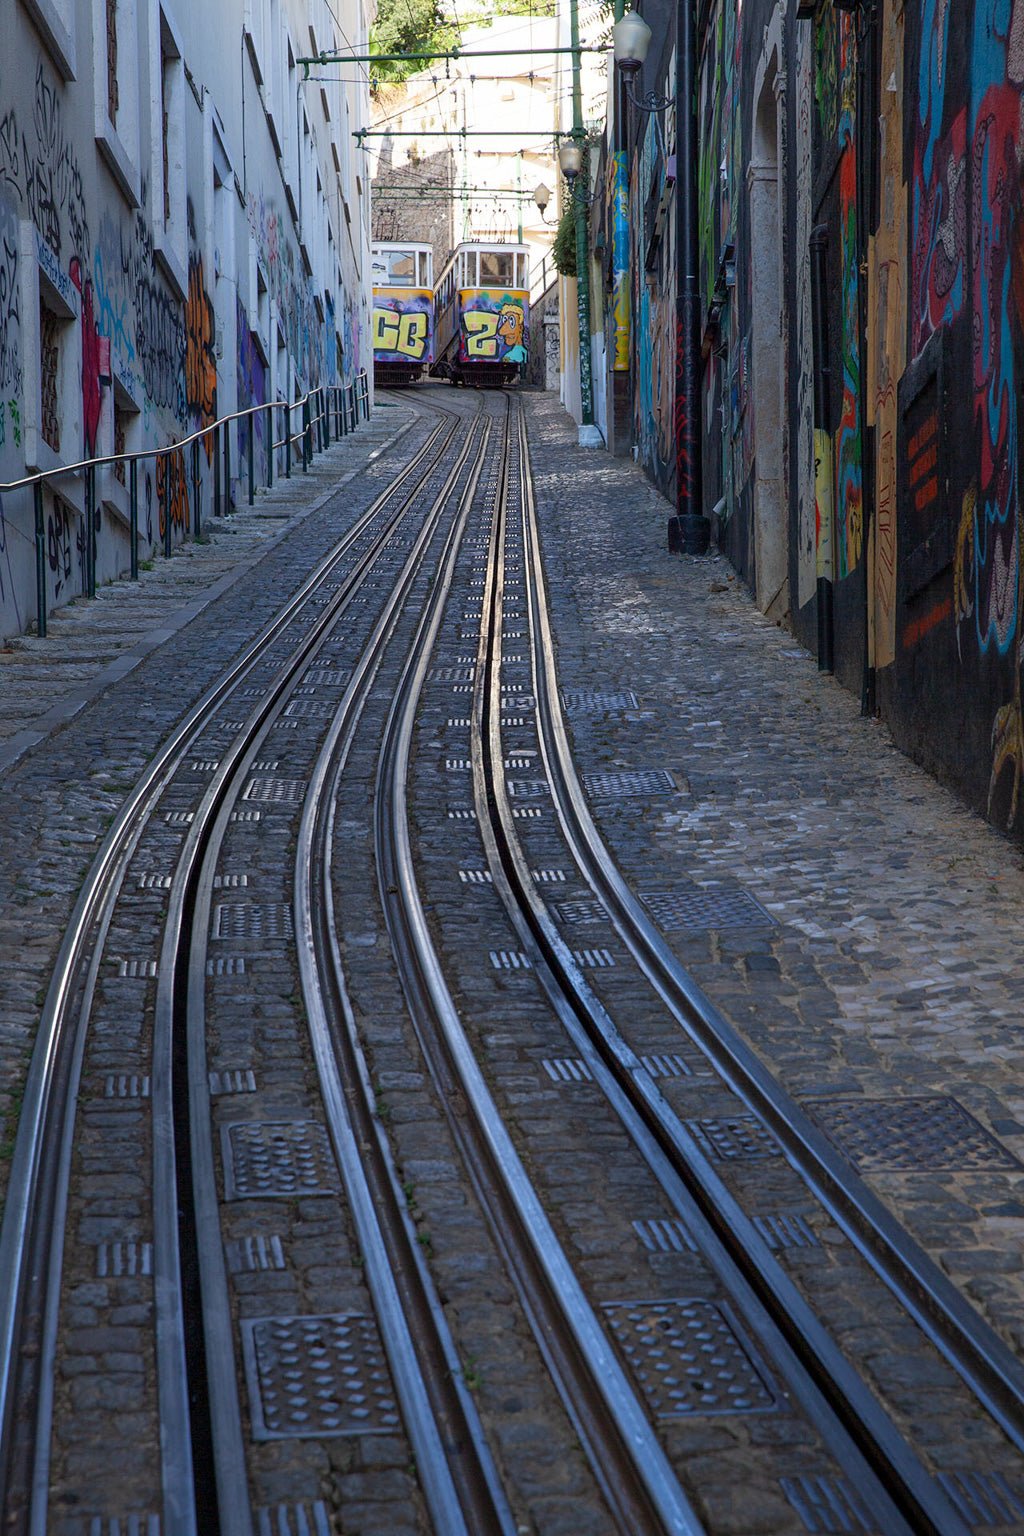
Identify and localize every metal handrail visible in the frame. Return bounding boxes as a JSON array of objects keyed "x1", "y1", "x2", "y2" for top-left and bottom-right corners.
[{"x1": 4, "y1": 371, "x2": 371, "y2": 639}]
